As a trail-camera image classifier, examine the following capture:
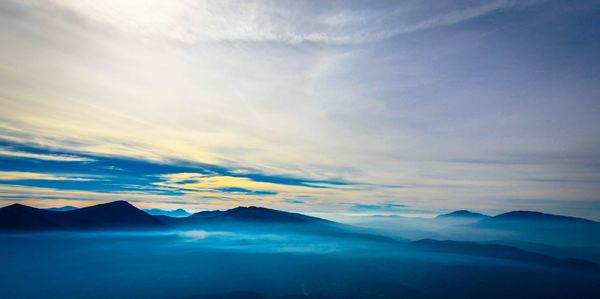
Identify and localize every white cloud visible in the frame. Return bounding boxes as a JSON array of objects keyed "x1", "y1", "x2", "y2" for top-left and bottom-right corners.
[
  {"x1": 0, "y1": 171, "x2": 96, "y2": 181},
  {"x1": 0, "y1": 0, "x2": 599, "y2": 217},
  {"x1": 19, "y1": 0, "x2": 539, "y2": 45},
  {"x1": 0, "y1": 148, "x2": 94, "y2": 162}
]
